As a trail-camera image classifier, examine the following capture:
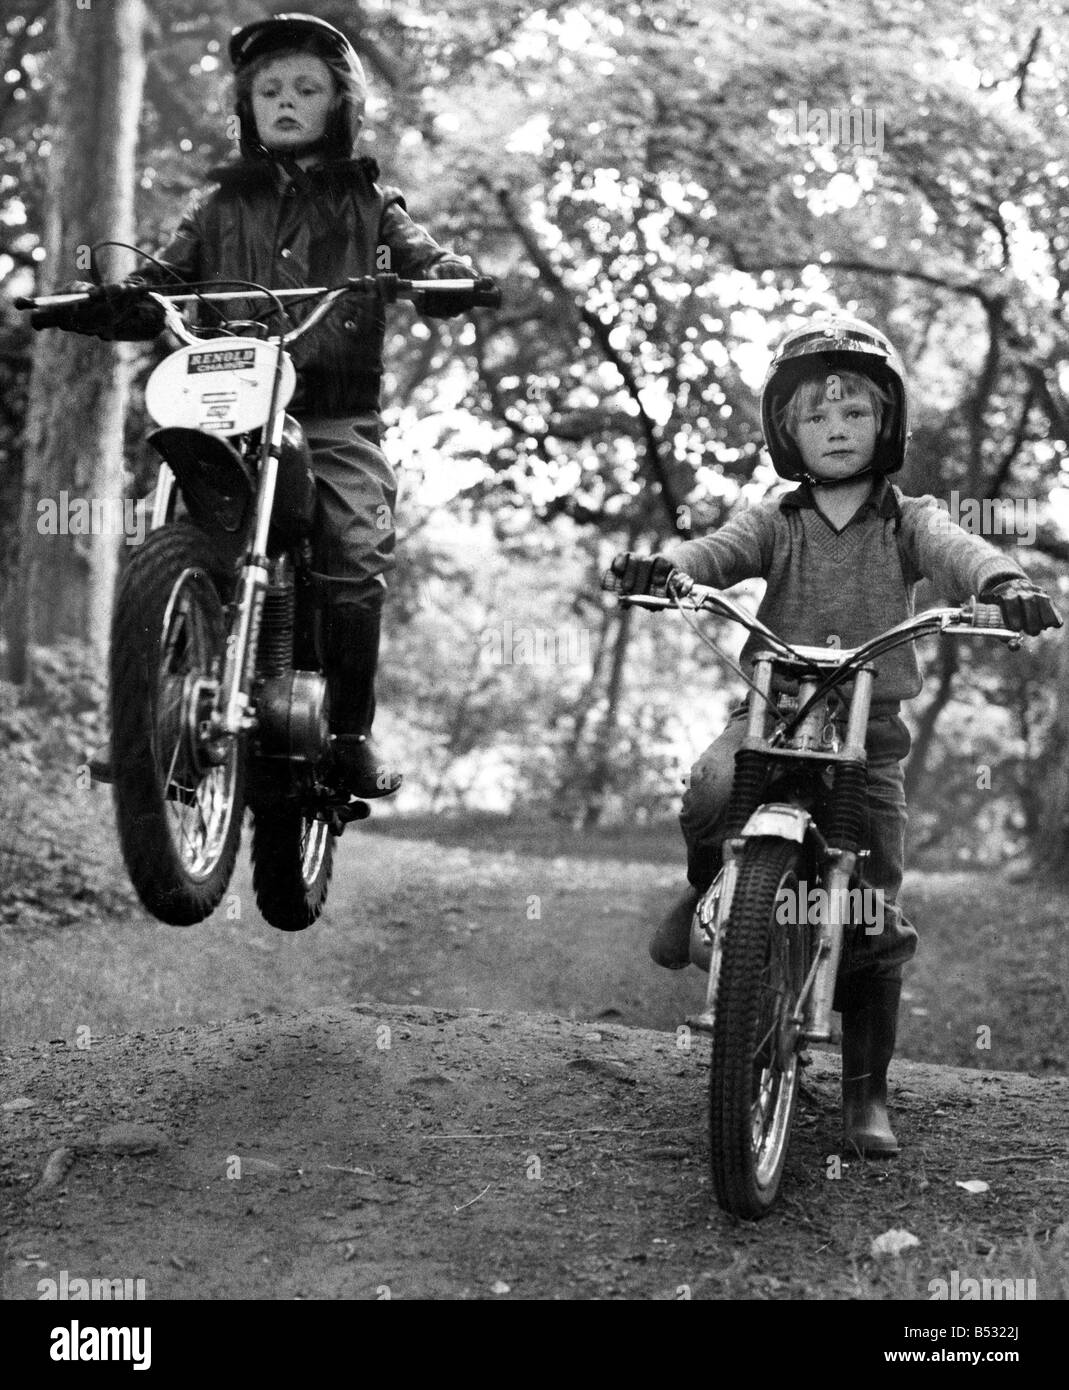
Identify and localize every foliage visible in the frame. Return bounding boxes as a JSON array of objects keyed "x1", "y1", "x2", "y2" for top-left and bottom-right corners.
[{"x1": 1, "y1": 0, "x2": 1067, "y2": 838}]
